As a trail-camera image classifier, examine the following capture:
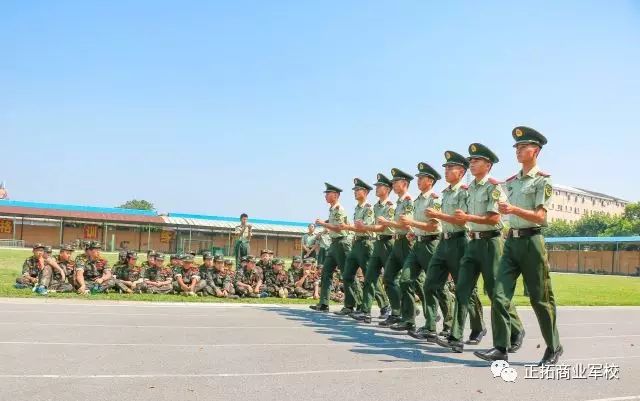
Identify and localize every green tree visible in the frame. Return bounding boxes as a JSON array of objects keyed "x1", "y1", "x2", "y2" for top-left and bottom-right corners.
[
  {"x1": 543, "y1": 220, "x2": 575, "y2": 237},
  {"x1": 118, "y1": 199, "x2": 155, "y2": 211},
  {"x1": 573, "y1": 212, "x2": 615, "y2": 237}
]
